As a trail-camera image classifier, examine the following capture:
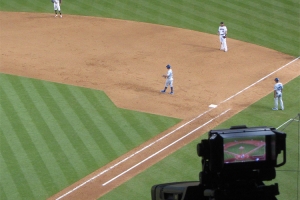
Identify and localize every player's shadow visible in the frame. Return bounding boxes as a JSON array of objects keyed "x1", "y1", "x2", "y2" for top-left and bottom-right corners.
[
  {"x1": 26, "y1": 15, "x2": 54, "y2": 19},
  {"x1": 182, "y1": 43, "x2": 218, "y2": 52}
]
